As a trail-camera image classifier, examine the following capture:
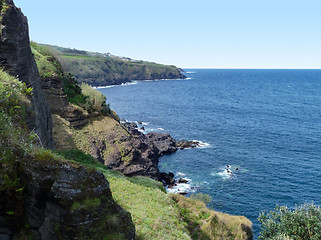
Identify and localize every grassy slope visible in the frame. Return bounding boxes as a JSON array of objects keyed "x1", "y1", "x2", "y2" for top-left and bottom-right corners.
[{"x1": 58, "y1": 150, "x2": 191, "y2": 240}]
